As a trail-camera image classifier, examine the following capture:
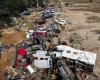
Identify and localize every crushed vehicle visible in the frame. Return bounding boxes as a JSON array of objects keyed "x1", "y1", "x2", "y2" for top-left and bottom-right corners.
[
  {"x1": 47, "y1": 23, "x2": 61, "y2": 34},
  {"x1": 41, "y1": 11, "x2": 54, "y2": 19},
  {"x1": 55, "y1": 19, "x2": 67, "y2": 25},
  {"x1": 33, "y1": 50, "x2": 52, "y2": 69},
  {"x1": 34, "y1": 18, "x2": 47, "y2": 25},
  {"x1": 4, "y1": 5, "x2": 98, "y2": 80},
  {"x1": 55, "y1": 19, "x2": 71, "y2": 25},
  {"x1": 52, "y1": 45, "x2": 97, "y2": 73},
  {"x1": 11, "y1": 30, "x2": 97, "y2": 80},
  {"x1": 47, "y1": 23, "x2": 58, "y2": 30},
  {"x1": 41, "y1": 8, "x2": 60, "y2": 19}
]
